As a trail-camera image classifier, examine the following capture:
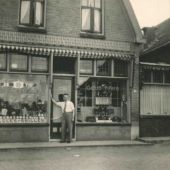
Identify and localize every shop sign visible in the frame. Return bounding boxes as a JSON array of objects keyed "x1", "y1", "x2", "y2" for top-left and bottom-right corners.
[{"x1": 0, "y1": 80, "x2": 37, "y2": 89}]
